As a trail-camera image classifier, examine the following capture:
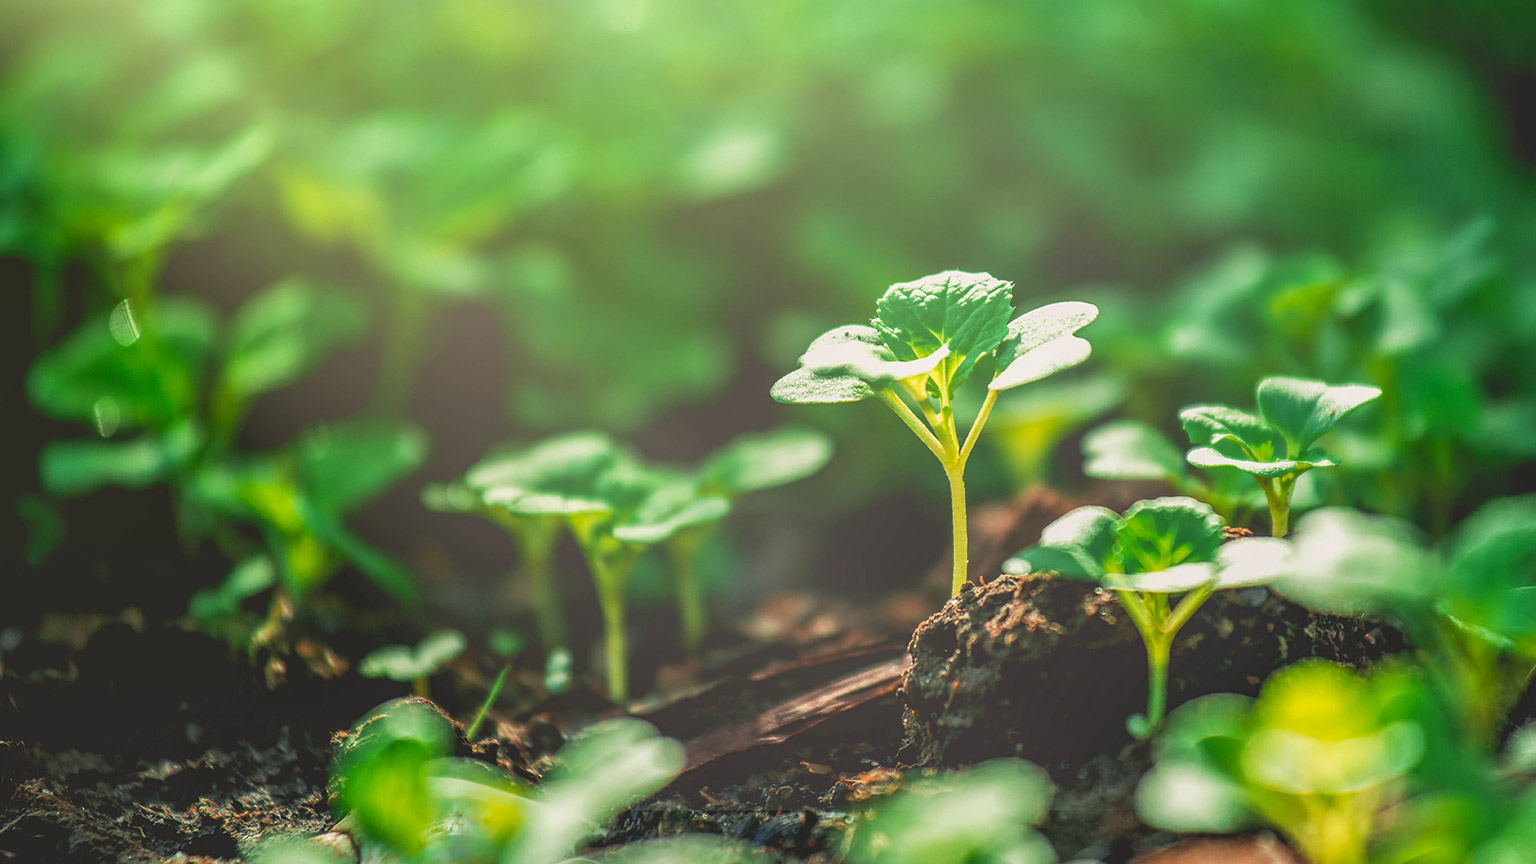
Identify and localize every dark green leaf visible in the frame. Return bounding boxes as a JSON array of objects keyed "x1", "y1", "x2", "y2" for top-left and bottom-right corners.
[
  {"x1": 298, "y1": 419, "x2": 428, "y2": 515},
  {"x1": 873, "y1": 270, "x2": 1013, "y2": 391},
  {"x1": 221, "y1": 278, "x2": 367, "y2": 401},
  {"x1": 1113, "y1": 497, "x2": 1225, "y2": 574},
  {"x1": 188, "y1": 556, "x2": 276, "y2": 623},
  {"x1": 1005, "y1": 505, "x2": 1120, "y2": 578}
]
